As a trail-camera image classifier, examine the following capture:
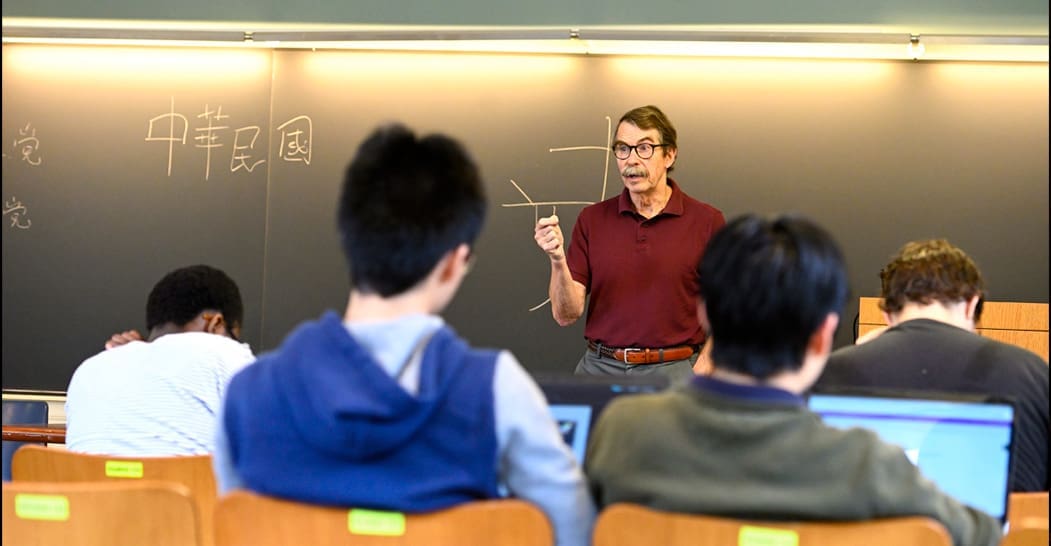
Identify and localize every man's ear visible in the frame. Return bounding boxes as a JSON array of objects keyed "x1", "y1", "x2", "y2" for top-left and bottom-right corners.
[
  {"x1": 664, "y1": 146, "x2": 677, "y2": 170},
  {"x1": 964, "y1": 295, "x2": 982, "y2": 325},
  {"x1": 807, "y1": 313, "x2": 840, "y2": 357},
  {"x1": 201, "y1": 312, "x2": 226, "y2": 335},
  {"x1": 438, "y1": 244, "x2": 471, "y2": 283}
]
